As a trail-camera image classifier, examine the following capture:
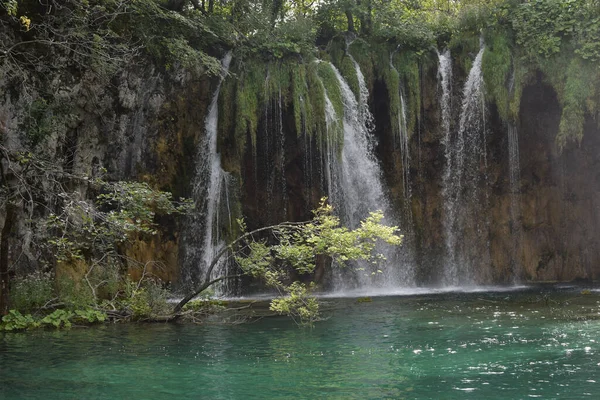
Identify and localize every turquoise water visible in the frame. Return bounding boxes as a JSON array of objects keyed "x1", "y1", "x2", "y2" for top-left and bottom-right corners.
[{"x1": 2, "y1": 288, "x2": 600, "y2": 399}]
